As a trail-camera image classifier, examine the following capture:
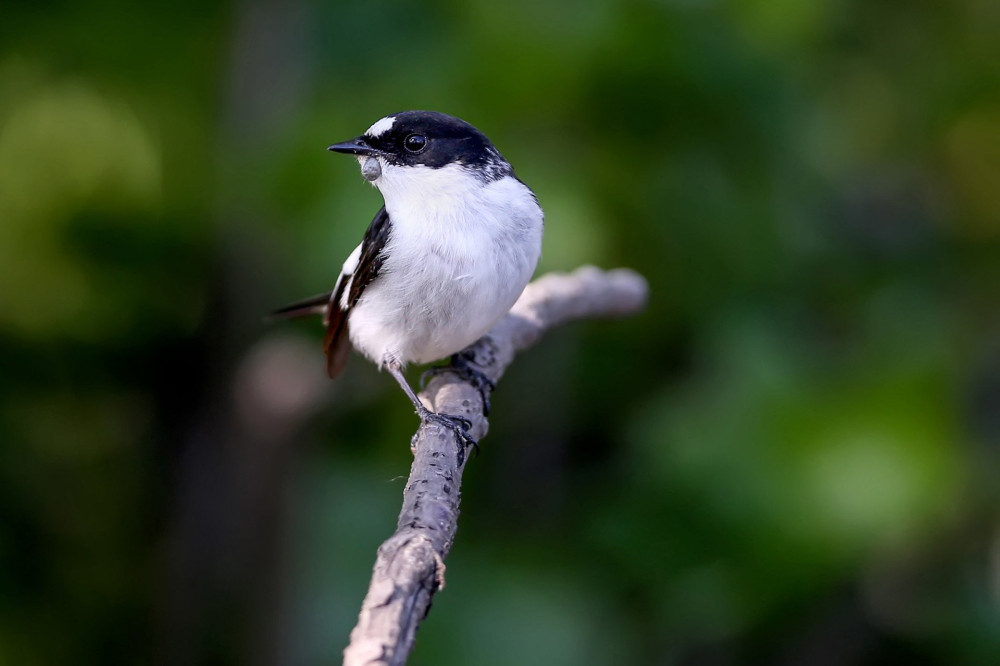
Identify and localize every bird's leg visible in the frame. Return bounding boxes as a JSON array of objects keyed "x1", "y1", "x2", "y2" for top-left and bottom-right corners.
[
  {"x1": 387, "y1": 360, "x2": 478, "y2": 459},
  {"x1": 418, "y1": 349, "x2": 496, "y2": 415}
]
